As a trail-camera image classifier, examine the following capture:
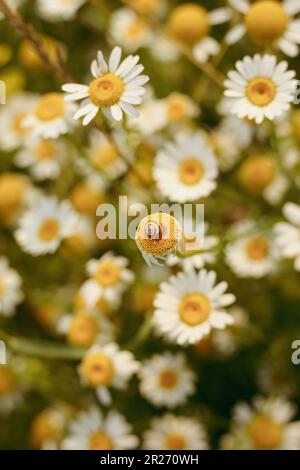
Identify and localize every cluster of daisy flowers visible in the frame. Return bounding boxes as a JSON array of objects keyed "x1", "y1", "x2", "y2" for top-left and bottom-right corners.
[{"x1": 1, "y1": 0, "x2": 300, "y2": 452}]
